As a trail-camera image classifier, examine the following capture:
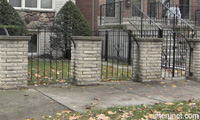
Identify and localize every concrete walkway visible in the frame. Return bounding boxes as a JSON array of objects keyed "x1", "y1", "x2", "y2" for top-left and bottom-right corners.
[
  {"x1": 0, "y1": 89, "x2": 70, "y2": 120},
  {"x1": 36, "y1": 80, "x2": 200, "y2": 112},
  {"x1": 1, "y1": 80, "x2": 200, "y2": 120}
]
